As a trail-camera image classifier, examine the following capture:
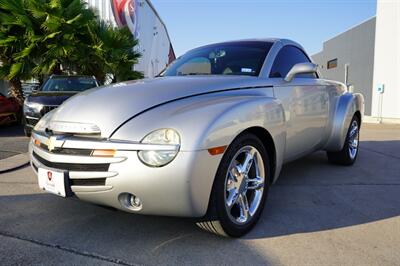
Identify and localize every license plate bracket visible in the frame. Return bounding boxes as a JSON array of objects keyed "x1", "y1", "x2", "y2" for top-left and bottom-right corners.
[{"x1": 38, "y1": 168, "x2": 72, "y2": 197}]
